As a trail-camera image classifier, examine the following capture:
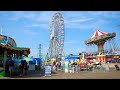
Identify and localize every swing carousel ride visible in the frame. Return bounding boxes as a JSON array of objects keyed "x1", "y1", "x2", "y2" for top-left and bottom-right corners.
[{"x1": 84, "y1": 30, "x2": 120, "y2": 63}]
